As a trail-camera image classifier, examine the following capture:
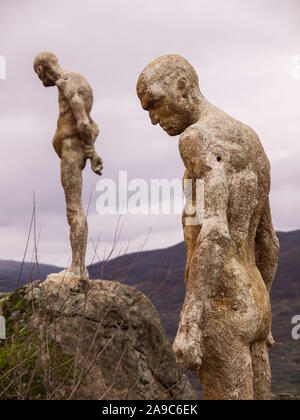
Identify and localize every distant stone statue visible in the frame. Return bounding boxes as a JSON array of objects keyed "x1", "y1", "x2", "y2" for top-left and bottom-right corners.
[
  {"x1": 34, "y1": 52, "x2": 103, "y2": 281},
  {"x1": 137, "y1": 55, "x2": 279, "y2": 400}
]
